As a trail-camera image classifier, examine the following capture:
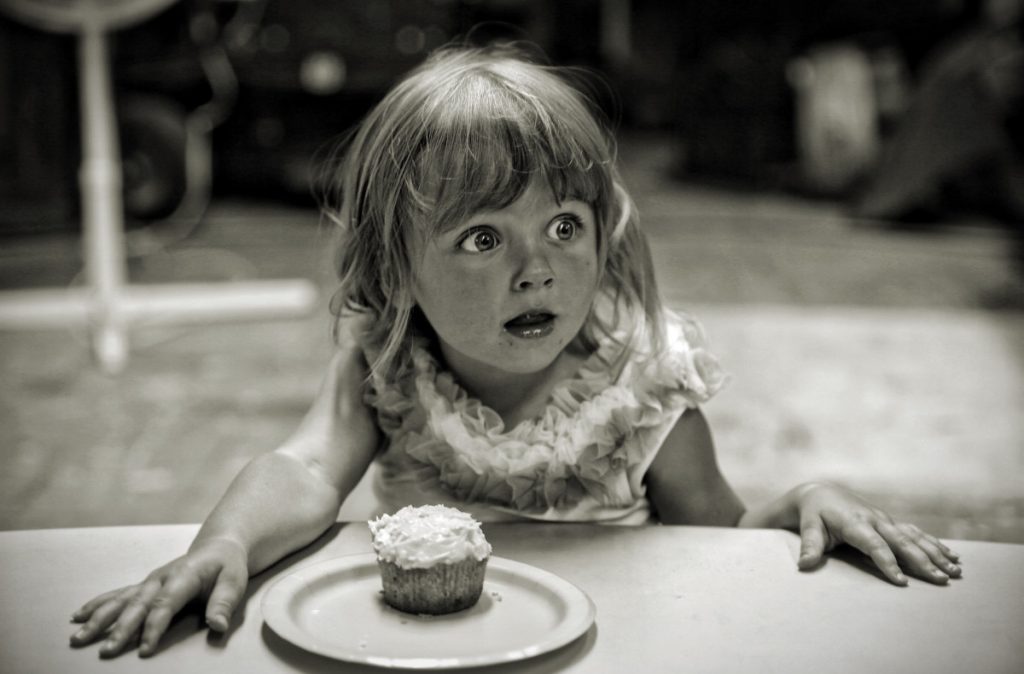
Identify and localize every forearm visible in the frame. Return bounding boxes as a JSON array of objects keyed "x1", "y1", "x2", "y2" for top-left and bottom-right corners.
[
  {"x1": 737, "y1": 482, "x2": 822, "y2": 530},
  {"x1": 191, "y1": 451, "x2": 344, "y2": 574}
]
